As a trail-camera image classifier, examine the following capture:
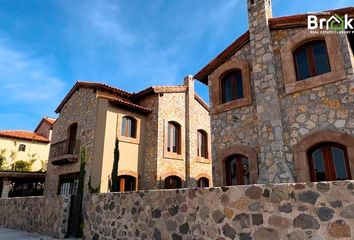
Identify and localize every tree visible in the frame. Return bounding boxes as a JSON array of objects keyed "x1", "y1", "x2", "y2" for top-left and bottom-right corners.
[
  {"x1": 77, "y1": 146, "x2": 87, "y2": 195},
  {"x1": 0, "y1": 149, "x2": 8, "y2": 171},
  {"x1": 110, "y1": 138, "x2": 119, "y2": 192}
]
